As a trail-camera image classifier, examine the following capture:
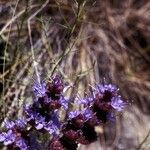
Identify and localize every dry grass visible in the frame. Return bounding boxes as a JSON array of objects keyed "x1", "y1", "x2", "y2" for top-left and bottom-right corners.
[{"x1": 0, "y1": 0, "x2": 150, "y2": 149}]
